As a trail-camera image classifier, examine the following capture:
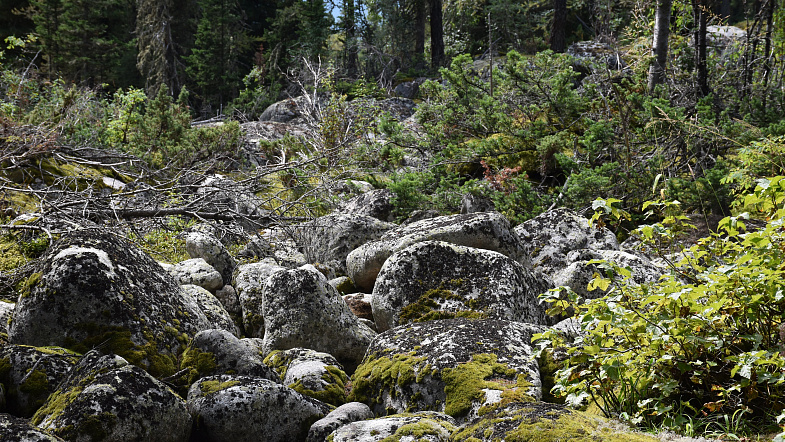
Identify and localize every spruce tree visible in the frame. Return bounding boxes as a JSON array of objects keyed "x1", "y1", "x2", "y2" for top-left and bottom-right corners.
[
  {"x1": 186, "y1": 0, "x2": 251, "y2": 114},
  {"x1": 263, "y1": 0, "x2": 332, "y2": 80},
  {"x1": 136, "y1": 0, "x2": 197, "y2": 95},
  {"x1": 29, "y1": 0, "x2": 136, "y2": 86}
]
